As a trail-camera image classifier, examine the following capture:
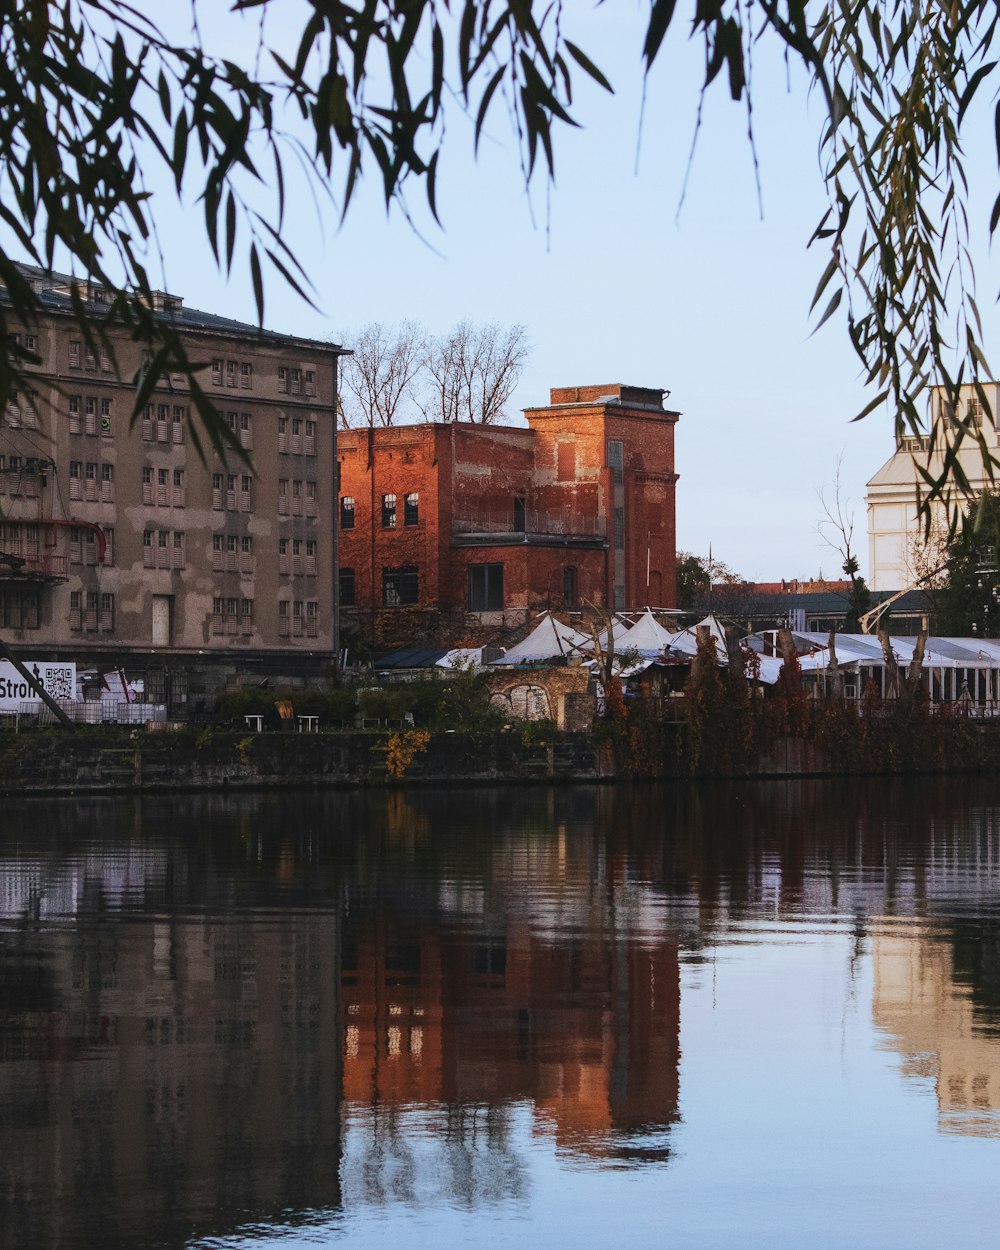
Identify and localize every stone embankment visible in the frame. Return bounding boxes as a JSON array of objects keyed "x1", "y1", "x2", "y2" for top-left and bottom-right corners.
[{"x1": 1, "y1": 721, "x2": 998, "y2": 794}]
